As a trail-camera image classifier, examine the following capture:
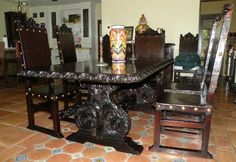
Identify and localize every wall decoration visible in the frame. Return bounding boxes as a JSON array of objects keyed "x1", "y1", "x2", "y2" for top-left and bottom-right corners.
[
  {"x1": 33, "y1": 13, "x2": 37, "y2": 18},
  {"x1": 125, "y1": 26, "x2": 134, "y2": 41},
  {"x1": 69, "y1": 14, "x2": 81, "y2": 23},
  {"x1": 40, "y1": 12, "x2": 44, "y2": 17}
]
